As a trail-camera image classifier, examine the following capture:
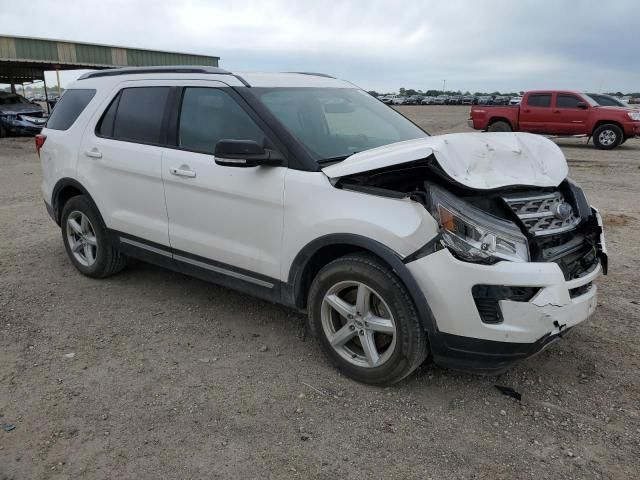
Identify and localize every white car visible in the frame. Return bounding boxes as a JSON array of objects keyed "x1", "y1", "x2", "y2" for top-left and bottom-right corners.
[
  {"x1": 38, "y1": 67, "x2": 607, "y2": 384},
  {"x1": 509, "y1": 96, "x2": 523, "y2": 105},
  {"x1": 385, "y1": 95, "x2": 406, "y2": 105}
]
